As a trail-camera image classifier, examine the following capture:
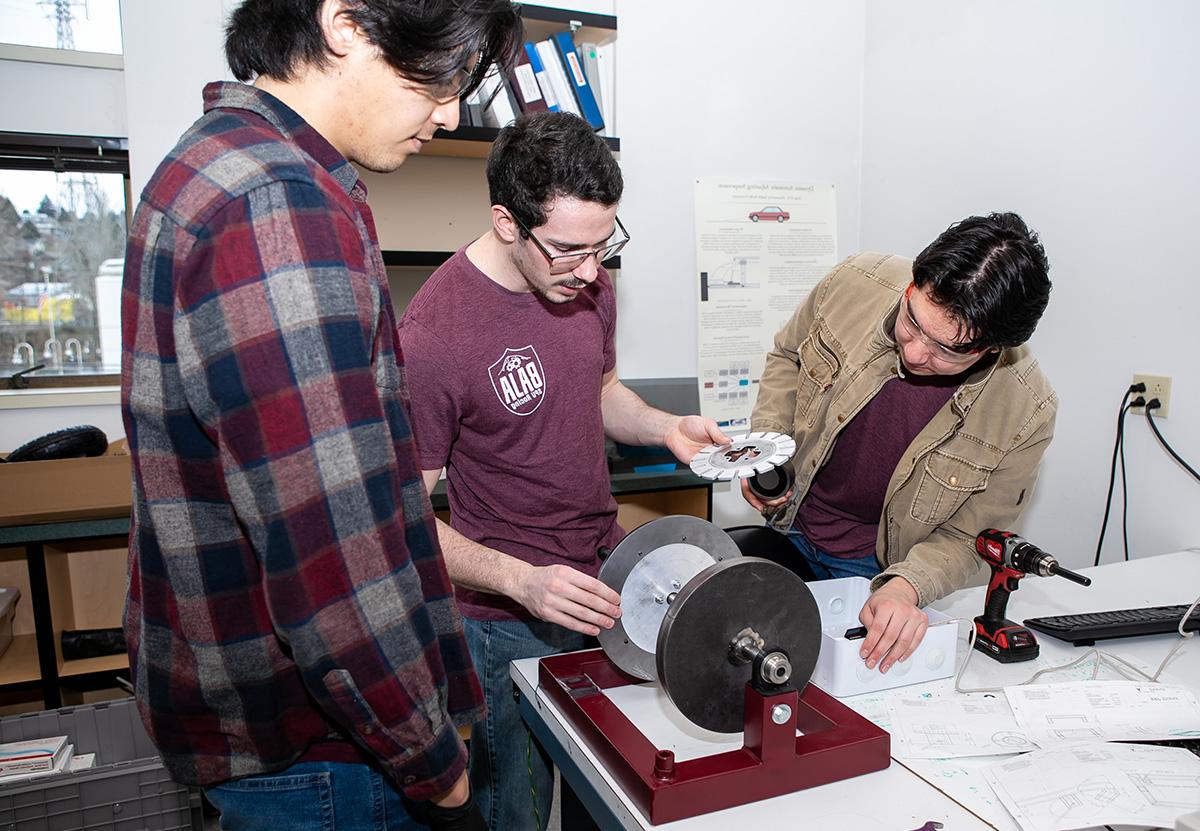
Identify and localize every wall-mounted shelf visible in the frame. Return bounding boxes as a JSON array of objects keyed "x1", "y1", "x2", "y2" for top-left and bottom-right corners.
[
  {"x1": 383, "y1": 250, "x2": 621, "y2": 270},
  {"x1": 422, "y1": 5, "x2": 618, "y2": 159},
  {"x1": 424, "y1": 127, "x2": 619, "y2": 159},
  {"x1": 520, "y1": 5, "x2": 616, "y2": 30}
]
